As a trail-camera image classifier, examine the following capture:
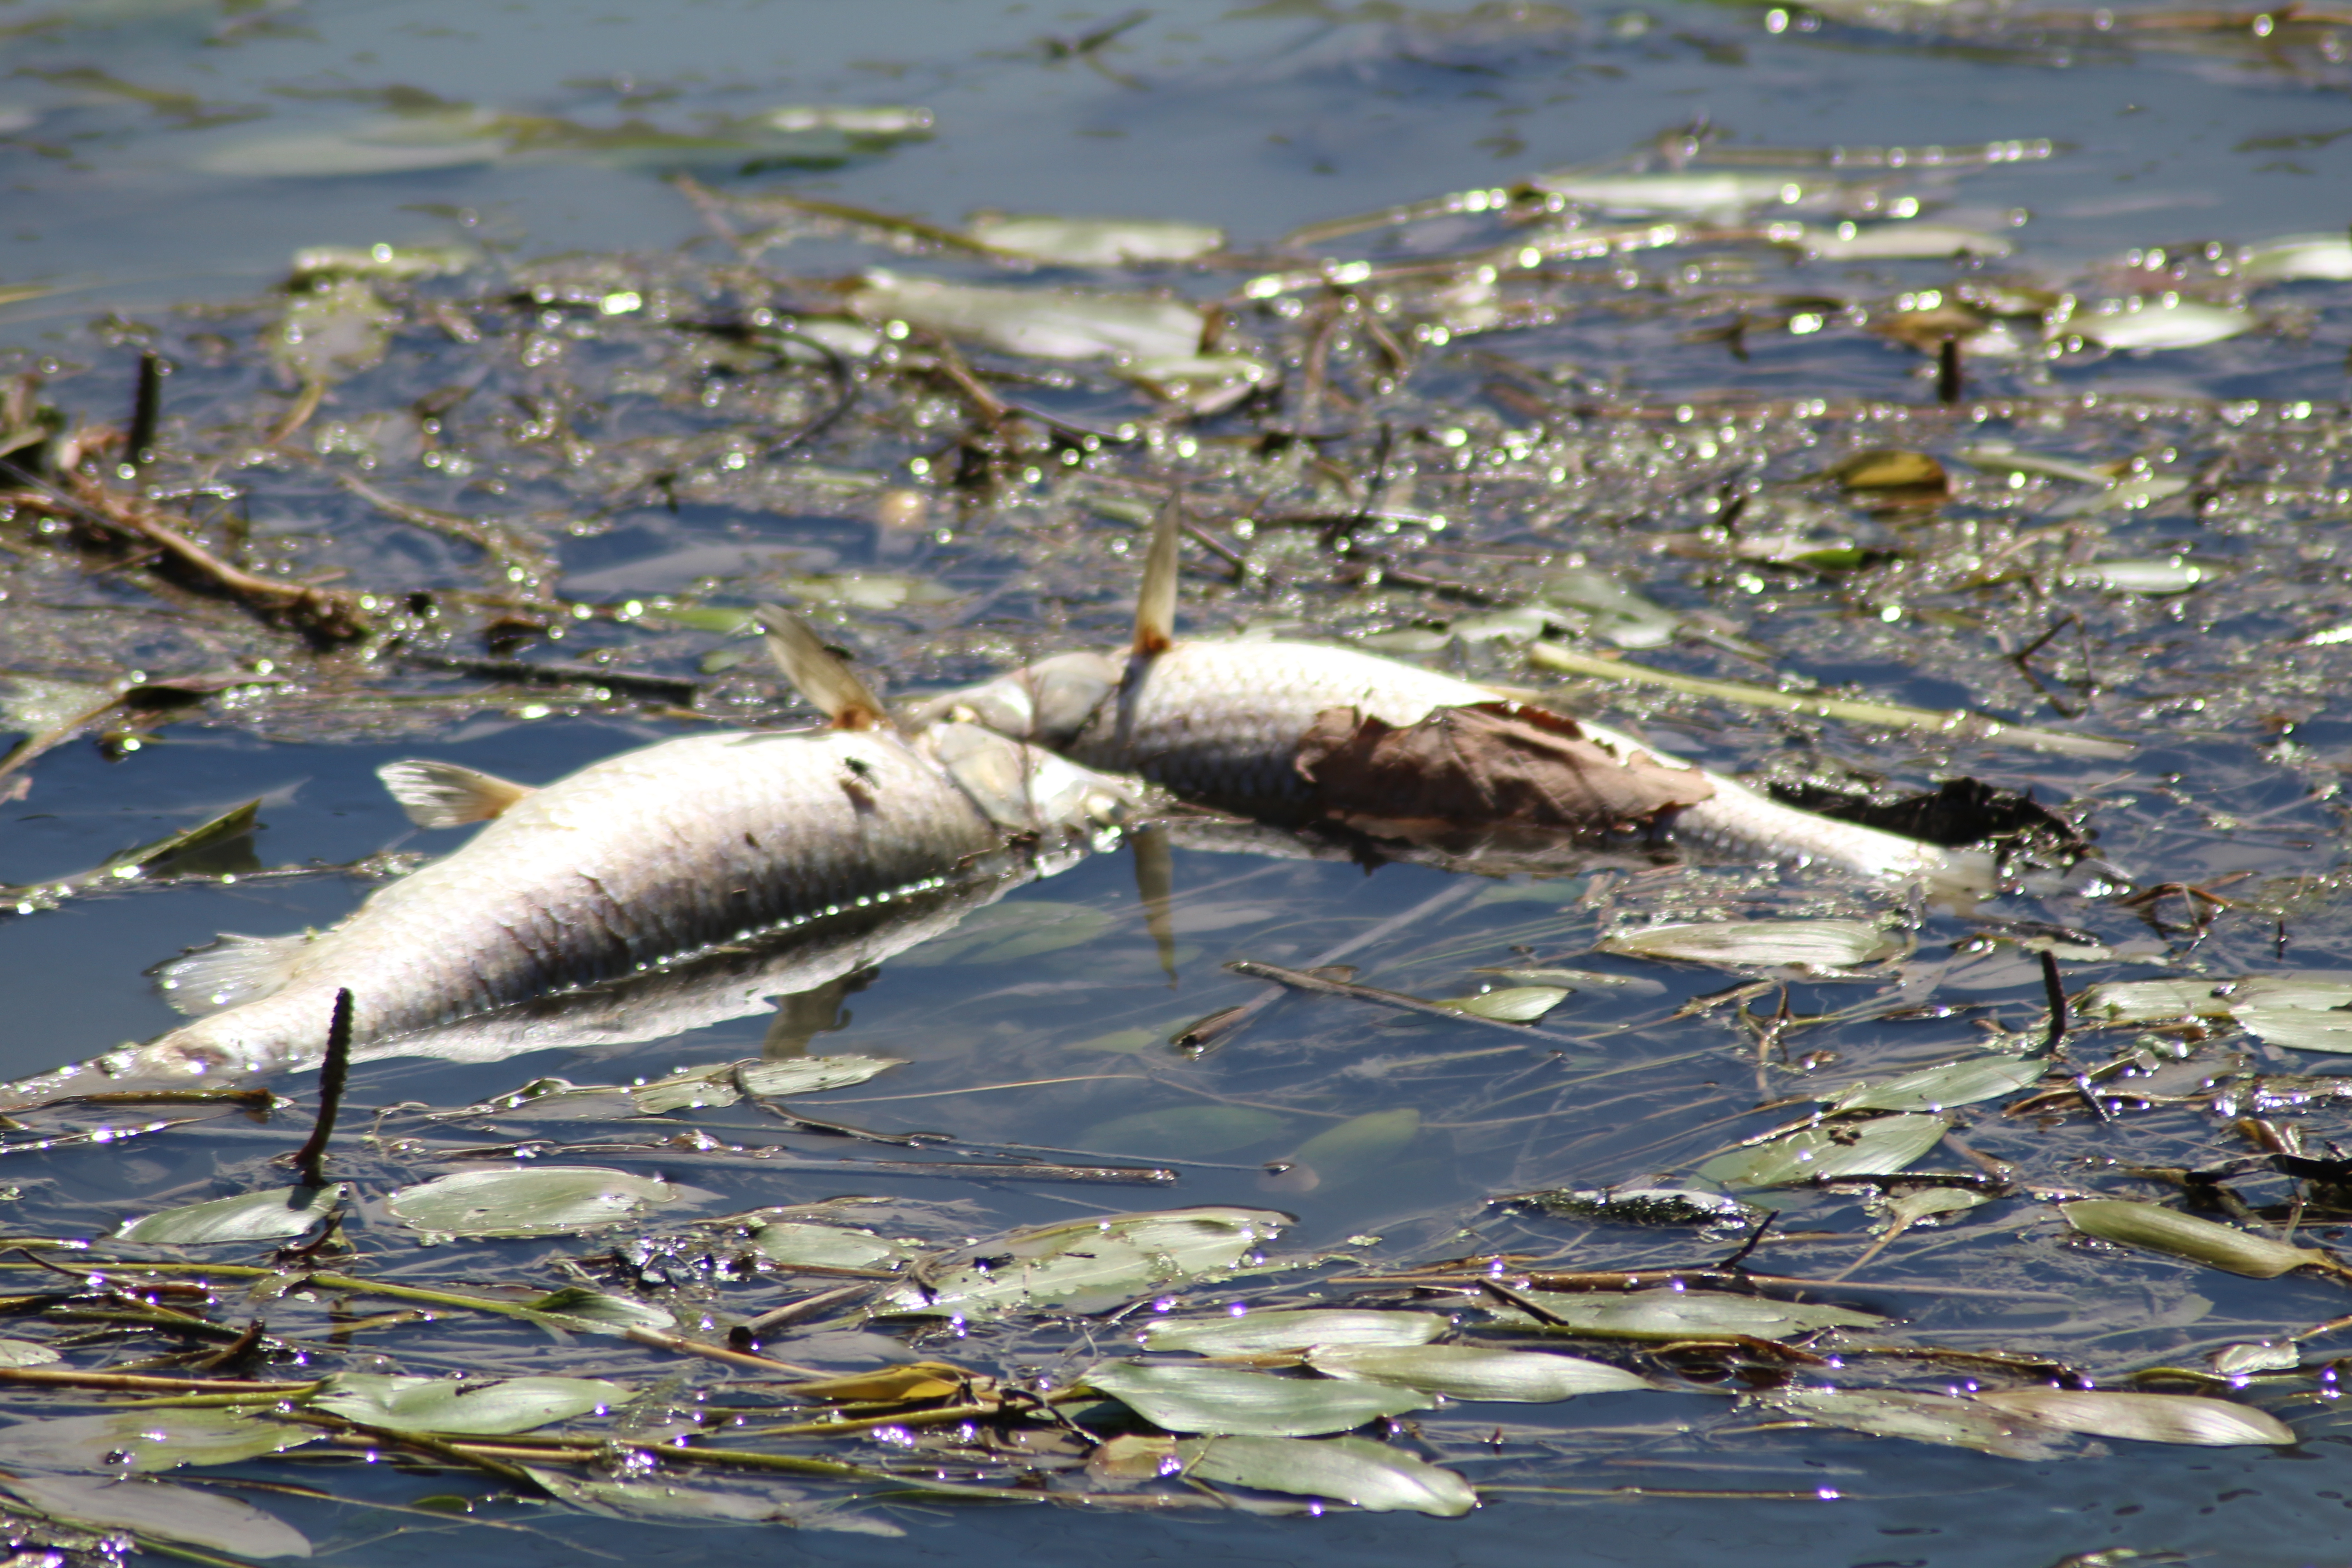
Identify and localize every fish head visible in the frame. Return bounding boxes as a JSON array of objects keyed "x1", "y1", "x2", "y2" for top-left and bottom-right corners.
[
  {"x1": 902, "y1": 651, "x2": 1122, "y2": 748},
  {"x1": 921, "y1": 717, "x2": 1146, "y2": 838}
]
